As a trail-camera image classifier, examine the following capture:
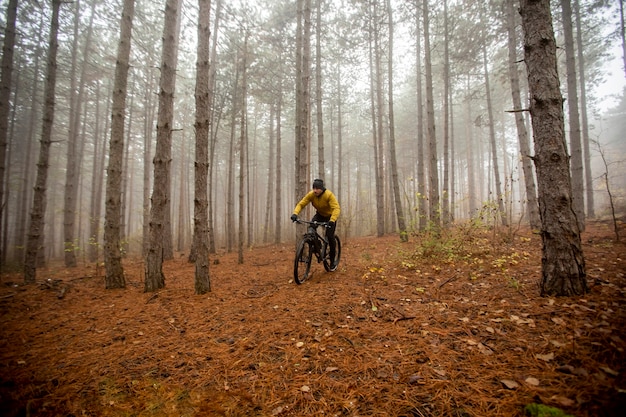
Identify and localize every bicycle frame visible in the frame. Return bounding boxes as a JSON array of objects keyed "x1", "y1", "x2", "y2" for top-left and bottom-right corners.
[{"x1": 300, "y1": 220, "x2": 329, "y2": 261}]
